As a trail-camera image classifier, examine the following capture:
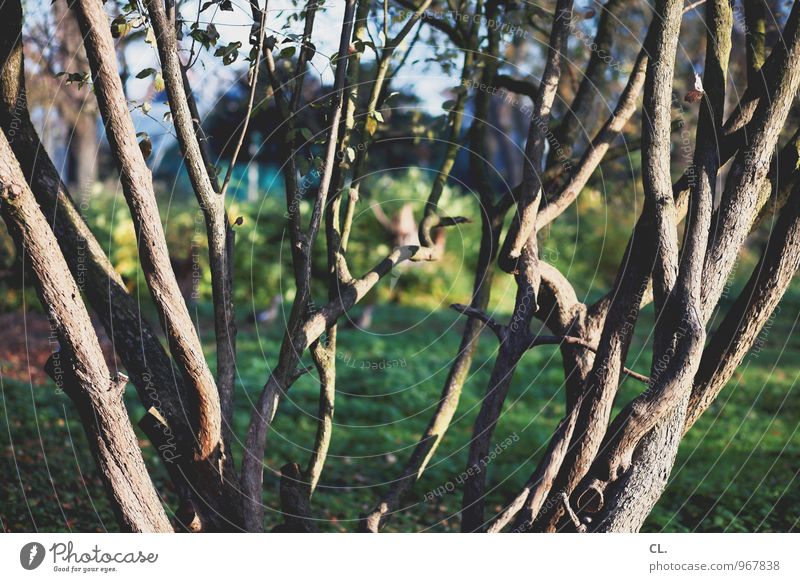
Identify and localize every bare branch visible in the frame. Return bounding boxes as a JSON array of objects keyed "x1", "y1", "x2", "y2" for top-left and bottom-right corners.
[
  {"x1": 488, "y1": 403, "x2": 581, "y2": 533},
  {"x1": 497, "y1": 0, "x2": 573, "y2": 273},
  {"x1": 241, "y1": 0, "x2": 358, "y2": 531},
  {"x1": 71, "y1": 0, "x2": 236, "y2": 529},
  {"x1": 548, "y1": 0, "x2": 633, "y2": 165},
  {"x1": 538, "y1": 44, "x2": 648, "y2": 228},
  {"x1": 145, "y1": 0, "x2": 239, "y2": 447},
  {"x1": 219, "y1": 1, "x2": 267, "y2": 197},
  {"x1": 493, "y1": 74, "x2": 538, "y2": 100},
  {"x1": 305, "y1": 339, "x2": 336, "y2": 496},
  {"x1": 528, "y1": 0, "x2": 686, "y2": 533},
  {"x1": 701, "y1": 3, "x2": 800, "y2": 320},
  {"x1": 451, "y1": 303, "x2": 507, "y2": 342},
  {"x1": 686, "y1": 182, "x2": 800, "y2": 431}
]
